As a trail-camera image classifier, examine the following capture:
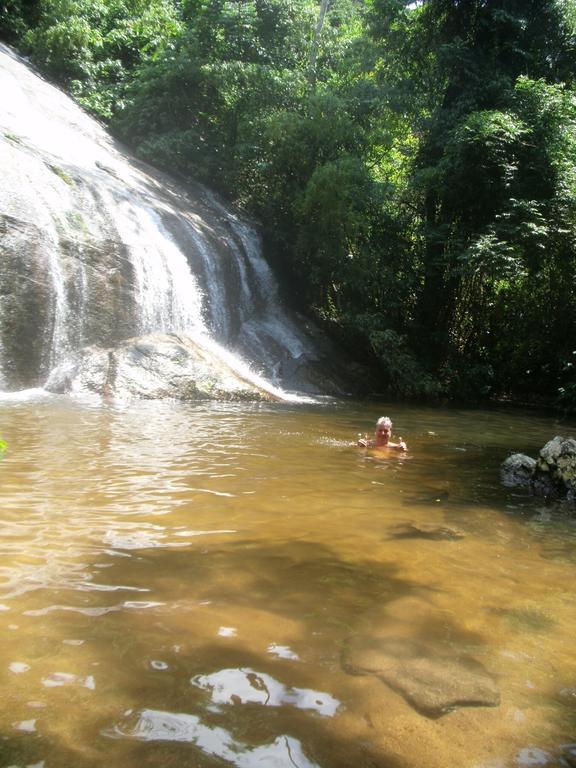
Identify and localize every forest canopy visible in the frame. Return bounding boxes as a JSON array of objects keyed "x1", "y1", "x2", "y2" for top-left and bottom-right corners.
[{"x1": 2, "y1": 0, "x2": 576, "y2": 405}]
